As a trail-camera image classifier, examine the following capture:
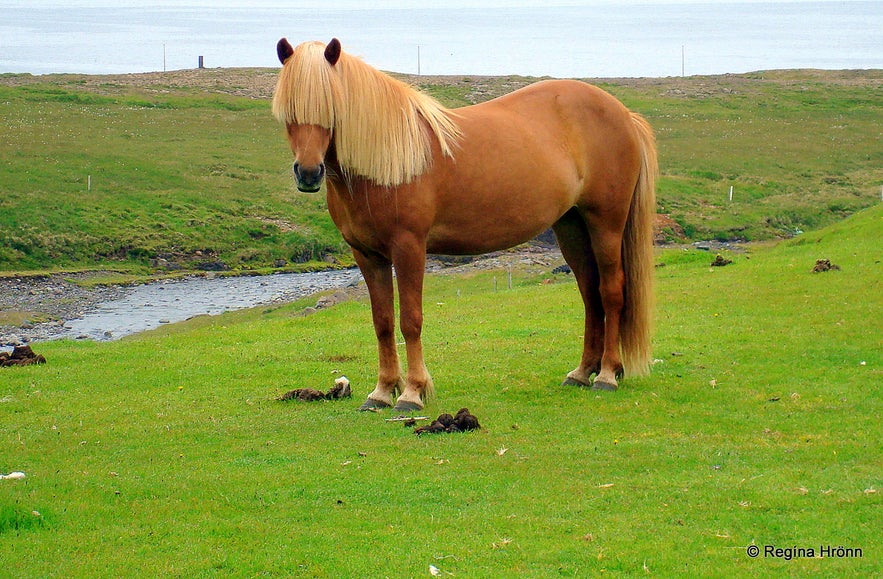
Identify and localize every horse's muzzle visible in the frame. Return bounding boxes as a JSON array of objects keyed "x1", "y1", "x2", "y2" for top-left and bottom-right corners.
[{"x1": 293, "y1": 162, "x2": 325, "y2": 193}]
